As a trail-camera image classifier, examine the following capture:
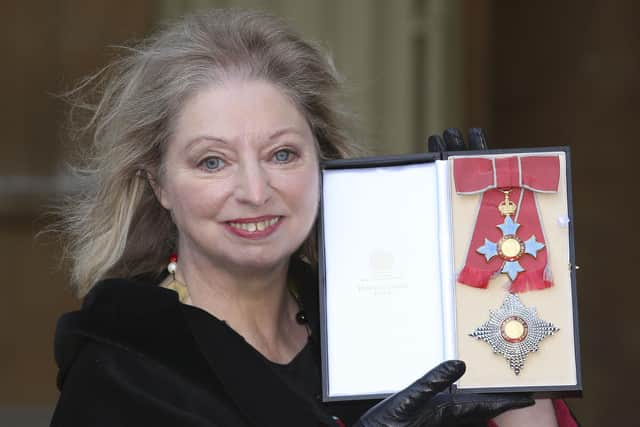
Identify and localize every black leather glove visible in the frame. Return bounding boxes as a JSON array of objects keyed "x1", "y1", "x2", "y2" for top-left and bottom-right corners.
[
  {"x1": 427, "y1": 128, "x2": 489, "y2": 152},
  {"x1": 352, "y1": 360, "x2": 533, "y2": 427}
]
